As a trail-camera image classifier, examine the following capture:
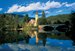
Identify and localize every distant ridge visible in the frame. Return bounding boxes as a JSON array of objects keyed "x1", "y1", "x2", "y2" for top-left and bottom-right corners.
[{"x1": 0, "y1": 13, "x2": 35, "y2": 19}]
